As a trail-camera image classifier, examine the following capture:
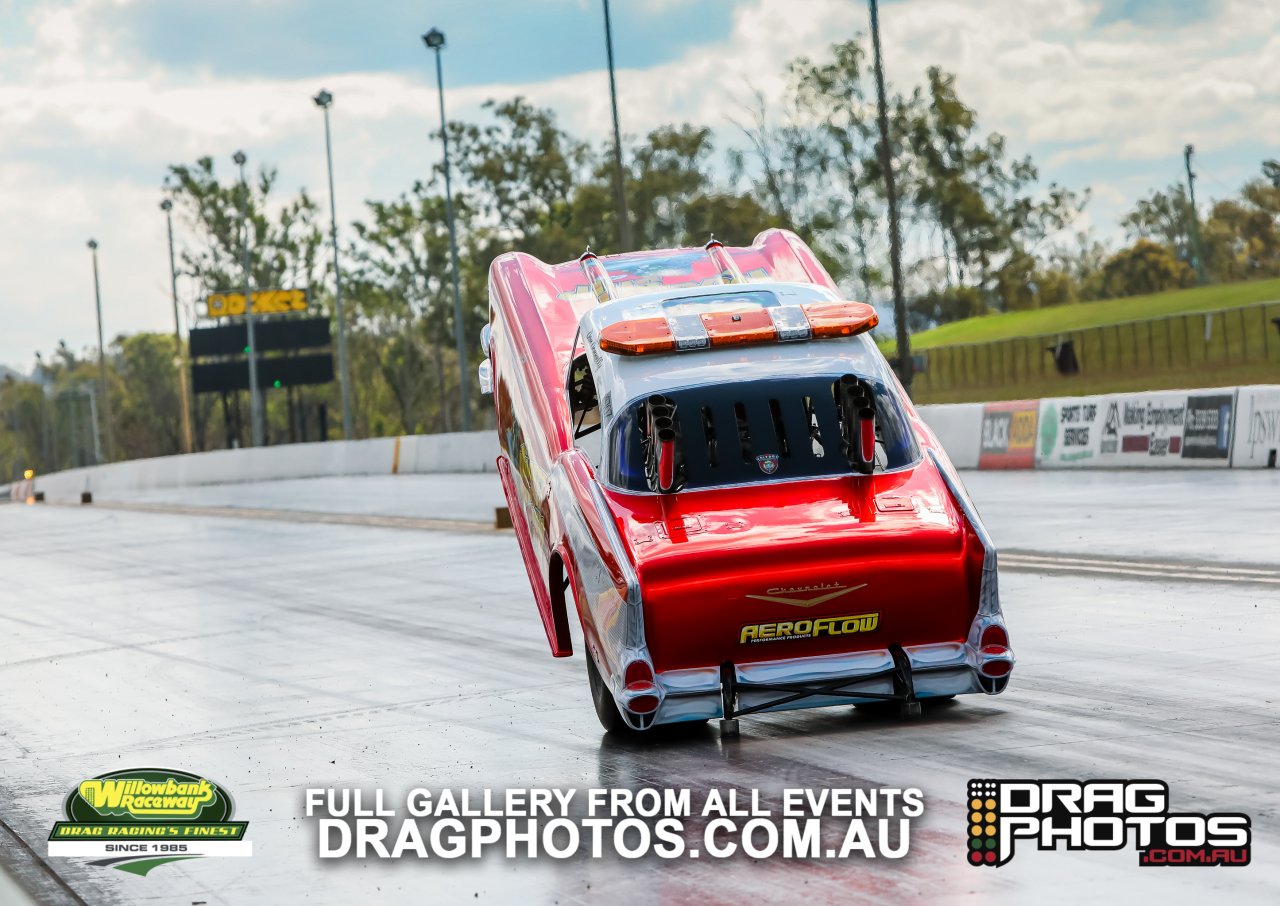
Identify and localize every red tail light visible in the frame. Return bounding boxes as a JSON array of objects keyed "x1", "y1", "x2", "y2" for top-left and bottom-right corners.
[
  {"x1": 981, "y1": 625, "x2": 1009, "y2": 650},
  {"x1": 627, "y1": 694, "x2": 659, "y2": 714},
  {"x1": 624, "y1": 661, "x2": 654, "y2": 690},
  {"x1": 980, "y1": 660, "x2": 1011, "y2": 678}
]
